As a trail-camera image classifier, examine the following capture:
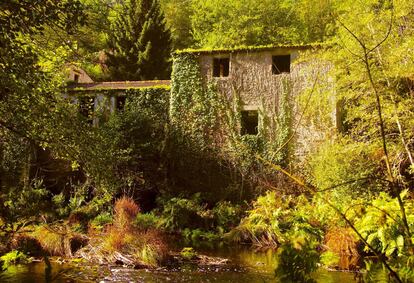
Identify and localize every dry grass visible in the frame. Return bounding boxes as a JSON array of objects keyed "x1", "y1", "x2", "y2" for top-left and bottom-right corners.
[
  {"x1": 77, "y1": 197, "x2": 168, "y2": 267},
  {"x1": 32, "y1": 226, "x2": 66, "y2": 256},
  {"x1": 31, "y1": 225, "x2": 88, "y2": 257},
  {"x1": 324, "y1": 227, "x2": 360, "y2": 270},
  {"x1": 114, "y1": 196, "x2": 140, "y2": 230},
  {"x1": 324, "y1": 227, "x2": 359, "y2": 256},
  {"x1": 10, "y1": 234, "x2": 44, "y2": 257}
]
